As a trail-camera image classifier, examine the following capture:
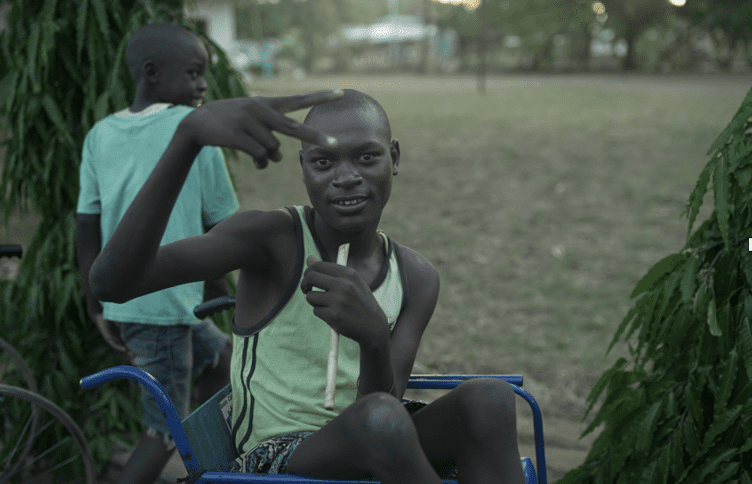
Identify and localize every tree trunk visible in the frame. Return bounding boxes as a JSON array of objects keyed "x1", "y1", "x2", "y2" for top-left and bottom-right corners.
[
  {"x1": 621, "y1": 28, "x2": 639, "y2": 71},
  {"x1": 576, "y1": 24, "x2": 592, "y2": 71},
  {"x1": 720, "y1": 32, "x2": 737, "y2": 72},
  {"x1": 299, "y1": 1, "x2": 316, "y2": 74},
  {"x1": 530, "y1": 31, "x2": 559, "y2": 71},
  {"x1": 419, "y1": 0, "x2": 432, "y2": 74},
  {"x1": 477, "y1": 1, "x2": 487, "y2": 95}
]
